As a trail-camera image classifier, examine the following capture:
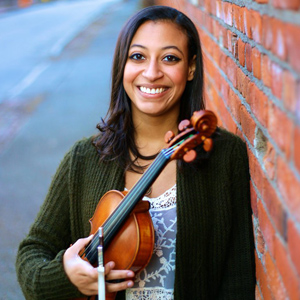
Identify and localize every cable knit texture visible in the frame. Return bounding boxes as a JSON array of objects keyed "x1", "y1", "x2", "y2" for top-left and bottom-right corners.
[{"x1": 16, "y1": 128, "x2": 255, "y2": 300}]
